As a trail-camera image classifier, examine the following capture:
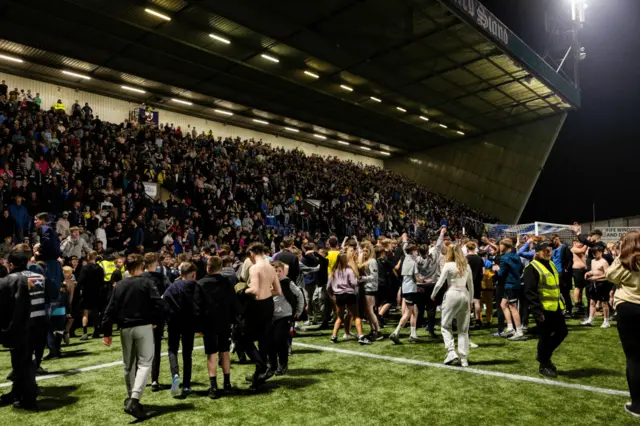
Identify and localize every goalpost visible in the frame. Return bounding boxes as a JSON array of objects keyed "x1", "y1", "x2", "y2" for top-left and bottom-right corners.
[{"x1": 466, "y1": 220, "x2": 576, "y2": 243}]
